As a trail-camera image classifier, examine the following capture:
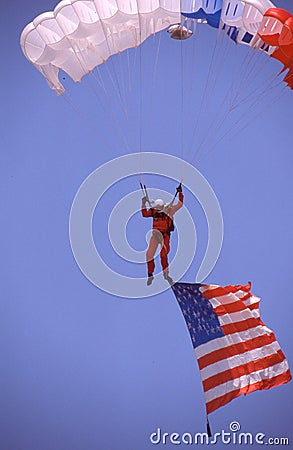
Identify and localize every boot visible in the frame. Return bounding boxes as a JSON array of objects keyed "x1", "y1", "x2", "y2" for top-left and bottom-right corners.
[
  {"x1": 163, "y1": 270, "x2": 174, "y2": 285},
  {"x1": 147, "y1": 274, "x2": 154, "y2": 286}
]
